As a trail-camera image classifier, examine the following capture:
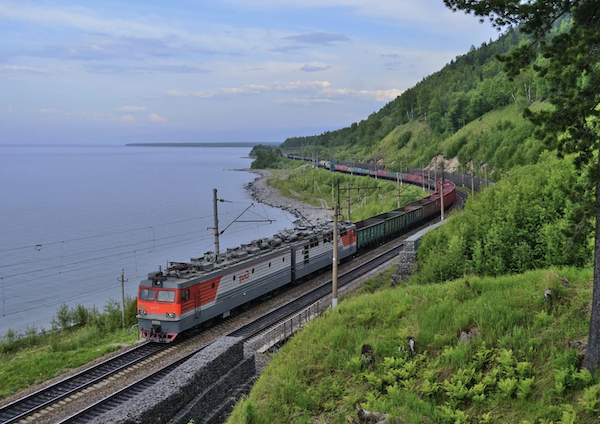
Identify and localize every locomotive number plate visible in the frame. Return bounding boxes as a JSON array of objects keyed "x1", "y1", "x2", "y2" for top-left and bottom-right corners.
[{"x1": 152, "y1": 320, "x2": 161, "y2": 325}]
